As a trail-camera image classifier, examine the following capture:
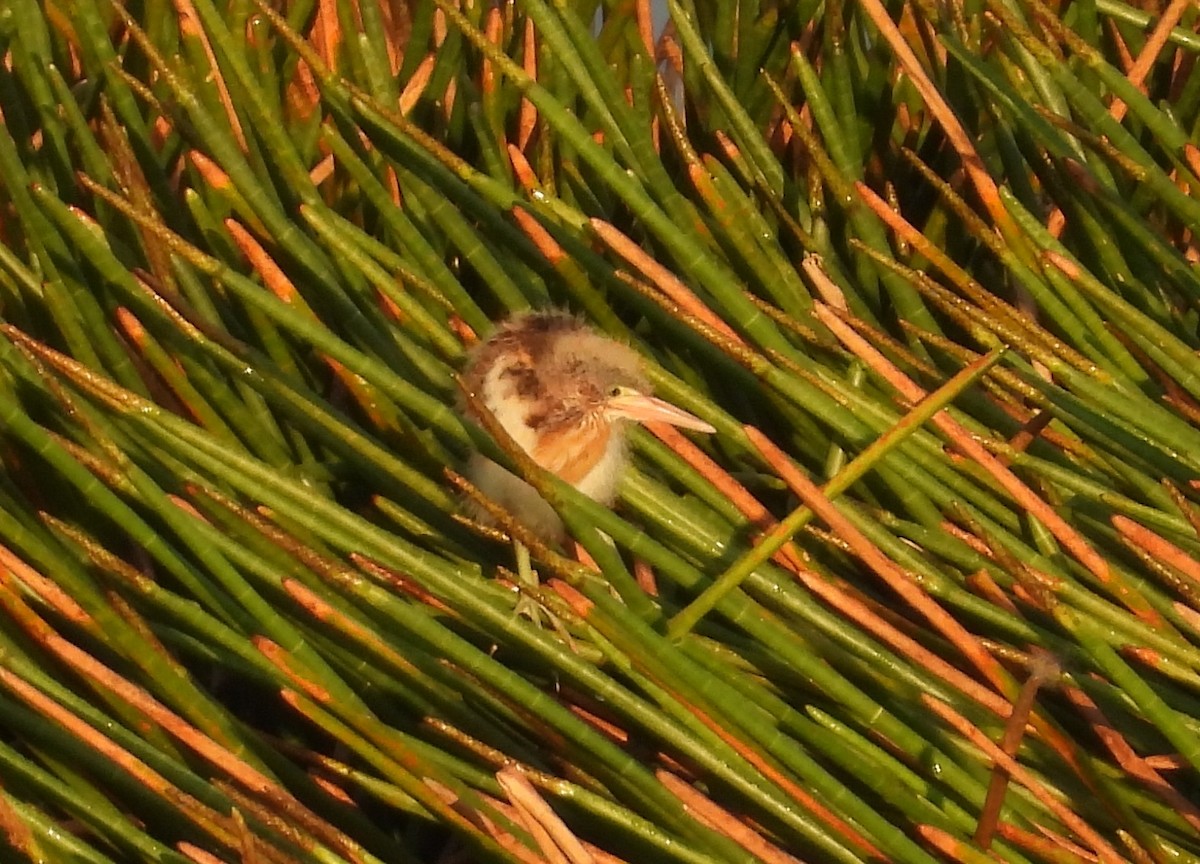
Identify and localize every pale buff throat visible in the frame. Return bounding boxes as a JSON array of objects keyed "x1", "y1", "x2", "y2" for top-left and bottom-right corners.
[{"x1": 459, "y1": 310, "x2": 714, "y2": 541}]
